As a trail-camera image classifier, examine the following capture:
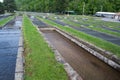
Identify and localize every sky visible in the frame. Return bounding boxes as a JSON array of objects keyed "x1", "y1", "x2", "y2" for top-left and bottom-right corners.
[{"x1": 0, "y1": 0, "x2": 3, "y2": 2}]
